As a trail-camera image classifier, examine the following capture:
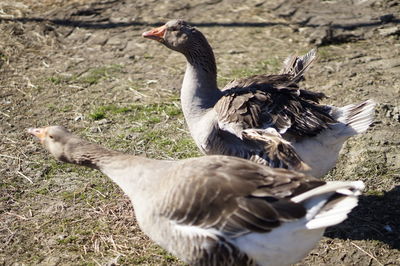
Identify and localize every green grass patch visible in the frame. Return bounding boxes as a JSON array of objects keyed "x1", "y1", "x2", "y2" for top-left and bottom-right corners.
[
  {"x1": 47, "y1": 64, "x2": 124, "y2": 86},
  {"x1": 118, "y1": 245, "x2": 184, "y2": 265},
  {"x1": 135, "y1": 130, "x2": 198, "y2": 158},
  {"x1": 351, "y1": 149, "x2": 396, "y2": 179},
  {"x1": 79, "y1": 64, "x2": 123, "y2": 85},
  {"x1": 88, "y1": 102, "x2": 182, "y2": 121},
  {"x1": 41, "y1": 160, "x2": 72, "y2": 179},
  {"x1": 317, "y1": 46, "x2": 334, "y2": 61},
  {"x1": 0, "y1": 51, "x2": 8, "y2": 63},
  {"x1": 87, "y1": 100, "x2": 200, "y2": 159},
  {"x1": 34, "y1": 187, "x2": 50, "y2": 195},
  {"x1": 88, "y1": 104, "x2": 133, "y2": 120},
  {"x1": 89, "y1": 109, "x2": 106, "y2": 120},
  {"x1": 230, "y1": 58, "x2": 280, "y2": 77},
  {"x1": 218, "y1": 57, "x2": 282, "y2": 86},
  {"x1": 58, "y1": 235, "x2": 79, "y2": 245},
  {"x1": 143, "y1": 53, "x2": 154, "y2": 59},
  {"x1": 61, "y1": 191, "x2": 78, "y2": 201},
  {"x1": 366, "y1": 190, "x2": 385, "y2": 196},
  {"x1": 47, "y1": 75, "x2": 73, "y2": 85}
]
